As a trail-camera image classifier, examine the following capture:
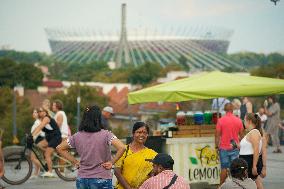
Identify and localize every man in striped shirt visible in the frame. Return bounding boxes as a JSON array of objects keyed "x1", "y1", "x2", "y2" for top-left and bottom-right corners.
[{"x1": 139, "y1": 153, "x2": 189, "y2": 189}]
